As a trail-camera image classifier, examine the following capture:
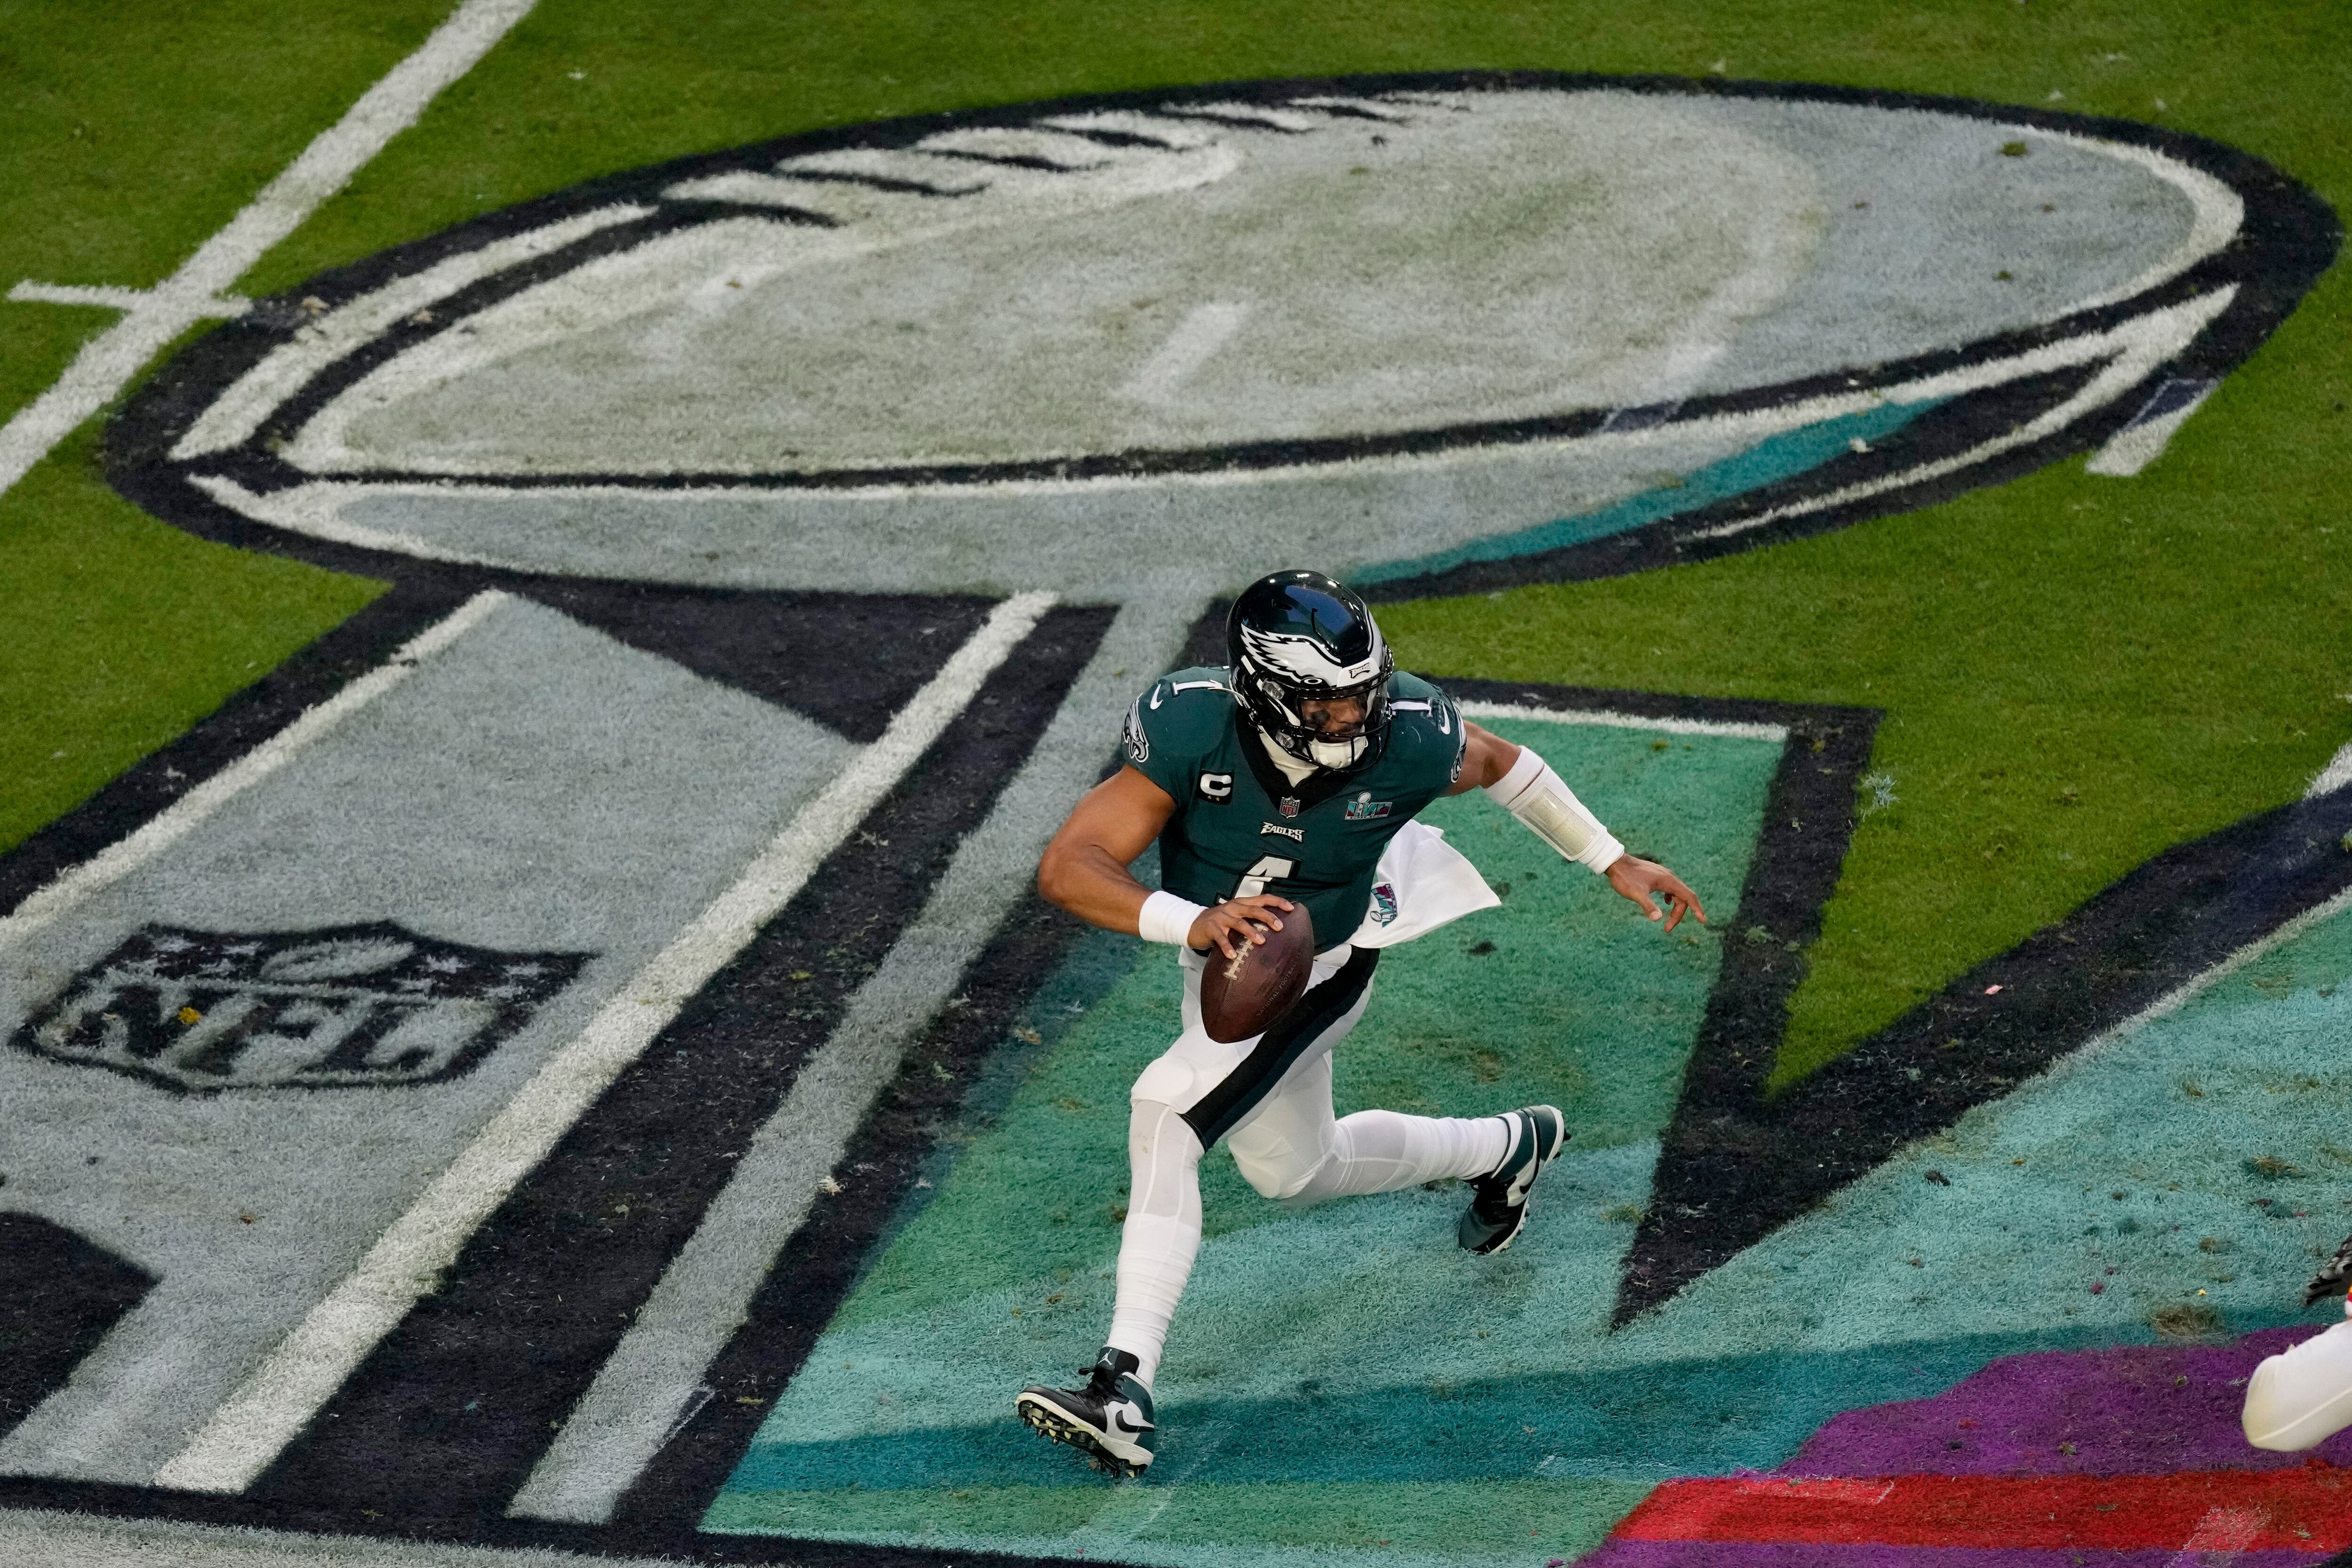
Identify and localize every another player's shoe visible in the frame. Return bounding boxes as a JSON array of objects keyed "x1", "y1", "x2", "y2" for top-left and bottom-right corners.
[
  {"x1": 1017, "y1": 1347, "x2": 1156, "y2": 1476},
  {"x1": 1458, "y1": 1105, "x2": 1568, "y2": 1255}
]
